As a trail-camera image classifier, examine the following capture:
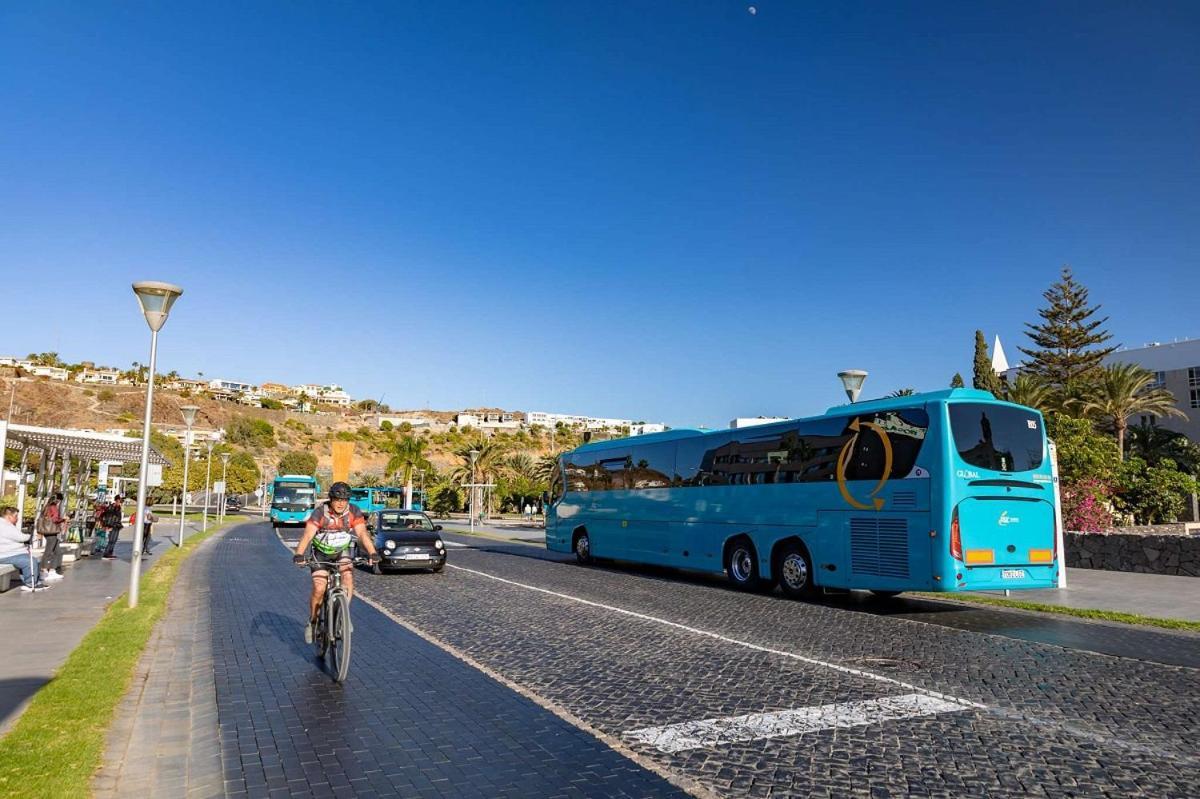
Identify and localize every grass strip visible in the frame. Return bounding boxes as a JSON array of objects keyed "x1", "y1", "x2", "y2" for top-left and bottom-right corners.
[
  {"x1": 0, "y1": 519, "x2": 236, "y2": 799},
  {"x1": 913, "y1": 591, "x2": 1200, "y2": 632}
]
